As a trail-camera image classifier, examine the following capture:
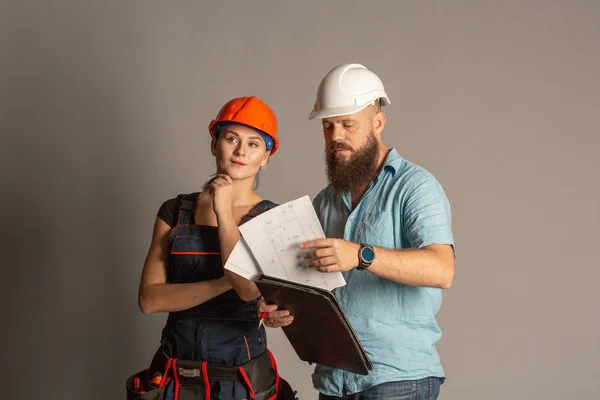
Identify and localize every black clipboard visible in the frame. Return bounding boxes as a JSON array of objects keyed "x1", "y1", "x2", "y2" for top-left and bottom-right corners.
[{"x1": 254, "y1": 274, "x2": 373, "y2": 375}]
